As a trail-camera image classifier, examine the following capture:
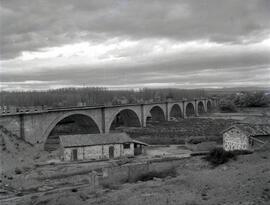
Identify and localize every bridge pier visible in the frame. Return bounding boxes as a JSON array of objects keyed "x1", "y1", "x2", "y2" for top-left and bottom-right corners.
[
  {"x1": 194, "y1": 100, "x2": 199, "y2": 117},
  {"x1": 165, "y1": 102, "x2": 169, "y2": 121},
  {"x1": 140, "y1": 104, "x2": 145, "y2": 127},
  {"x1": 19, "y1": 114, "x2": 25, "y2": 140},
  {"x1": 101, "y1": 107, "x2": 106, "y2": 133}
]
